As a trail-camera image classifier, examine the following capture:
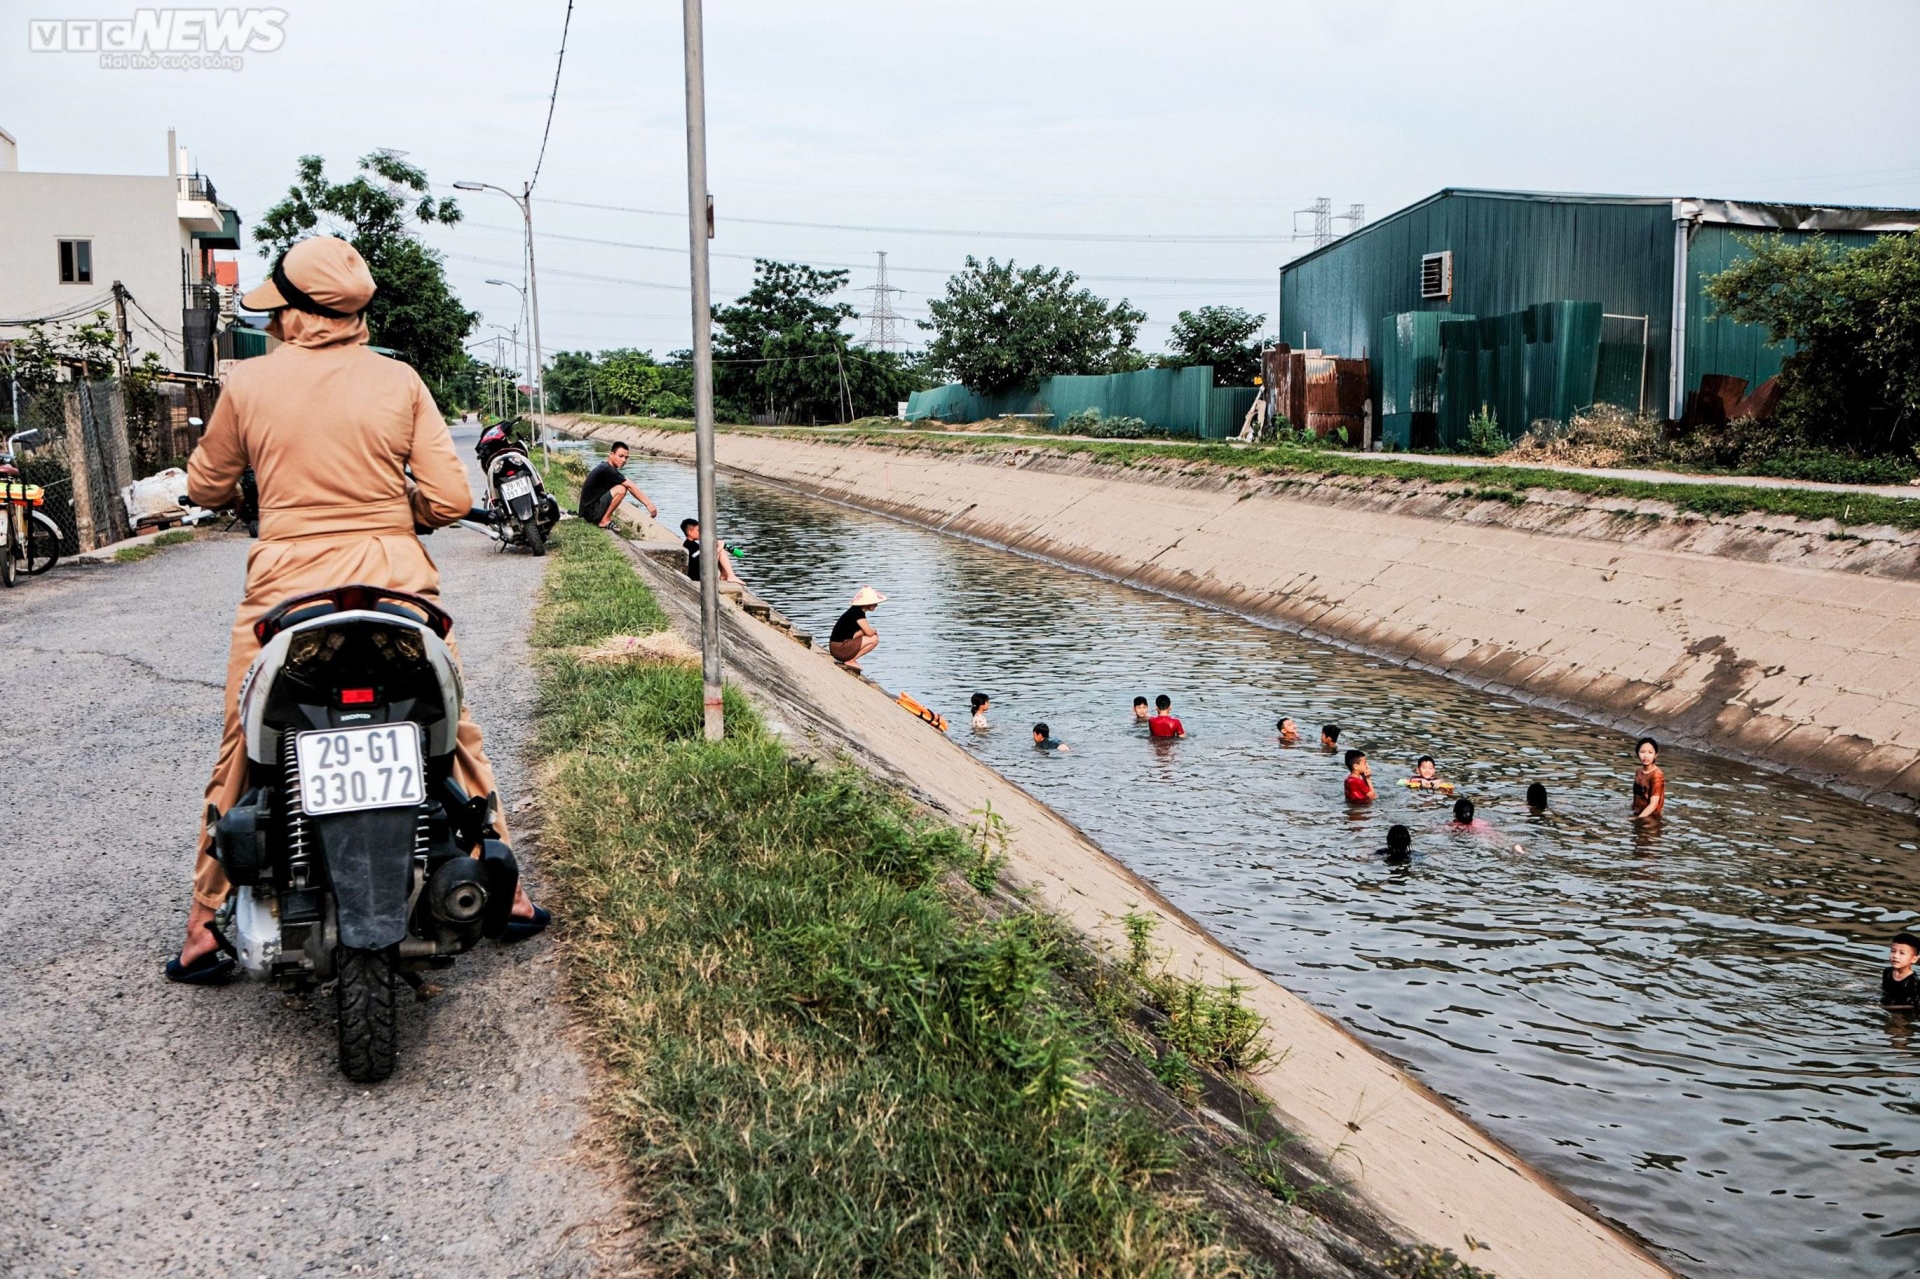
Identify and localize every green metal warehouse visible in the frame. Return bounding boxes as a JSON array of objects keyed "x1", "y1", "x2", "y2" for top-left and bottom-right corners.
[{"x1": 1276, "y1": 188, "x2": 1917, "y2": 449}]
